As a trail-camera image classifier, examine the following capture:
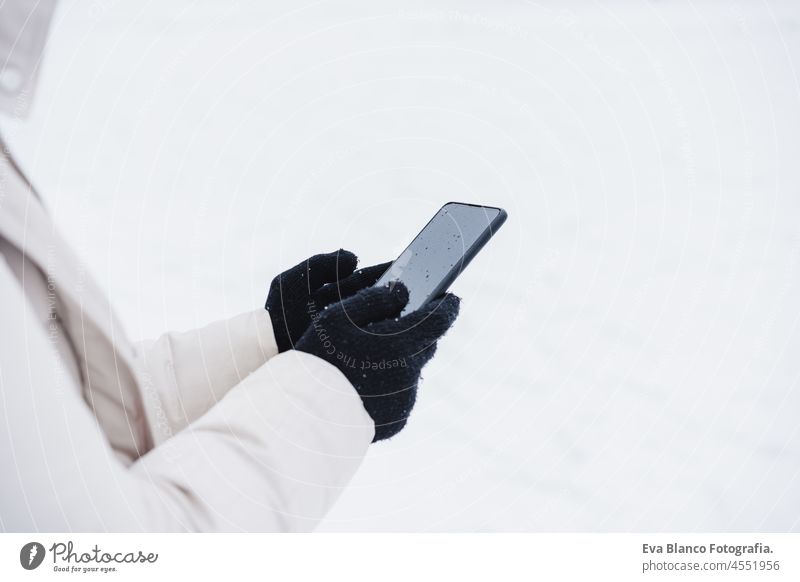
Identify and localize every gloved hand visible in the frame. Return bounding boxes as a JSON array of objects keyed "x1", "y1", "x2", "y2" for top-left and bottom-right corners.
[
  {"x1": 295, "y1": 283, "x2": 460, "y2": 442},
  {"x1": 265, "y1": 250, "x2": 391, "y2": 353}
]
